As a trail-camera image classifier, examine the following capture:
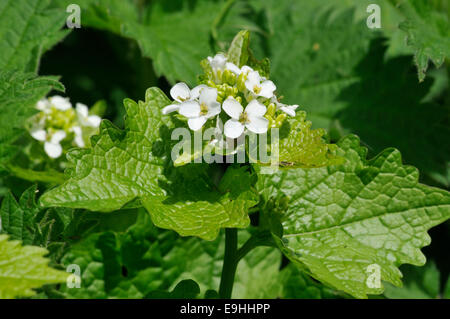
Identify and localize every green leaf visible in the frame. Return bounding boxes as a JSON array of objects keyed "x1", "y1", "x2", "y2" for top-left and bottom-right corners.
[
  {"x1": 40, "y1": 88, "x2": 256, "y2": 240},
  {"x1": 0, "y1": 186, "x2": 40, "y2": 245},
  {"x1": 256, "y1": 134, "x2": 450, "y2": 298},
  {"x1": 276, "y1": 112, "x2": 343, "y2": 168},
  {"x1": 232, "y1": 246, "x2": 337, "y2": 299},
  {"x1": 396, "y1": 0, "x2": 450, "y2": 81},
  {"x1": 335, "y1": 39, "x2": 450, "y2": 187},
  {"x1": 0, "y1": 235, "x2": 68, "y2": 298},
  {"x1": 0, "y1": 185, "x2": 76, "y2": 256},
  {"x1": 51, "y1": 212, "x2": 217, "y2": 298},
  {"x1": 260, "y1": 3, "x2": 375, "y2": 128},
  {"x1": 0, "y1": 0, "x2": 69, "y2": 72},
  {"x1": 0, "y1": 71, "x2": 65, "y2": 169},
  {"x1": 122, "y1": 0, "x2": 228, "y2": 85}
]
